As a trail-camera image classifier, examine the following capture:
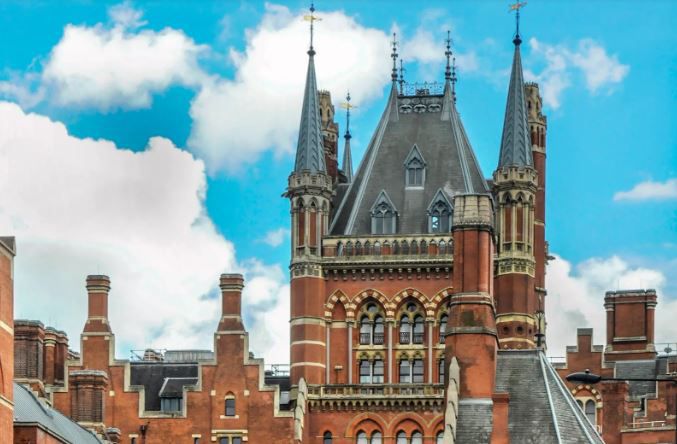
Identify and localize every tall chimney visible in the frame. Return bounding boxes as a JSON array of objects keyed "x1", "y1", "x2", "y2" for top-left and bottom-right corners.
[
  {"x1": 84, "y1": 275, "x2": 111, "y2": 333},
  {"x1": 218, "y1": 273, "x2": 245, "y2": 332}
]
